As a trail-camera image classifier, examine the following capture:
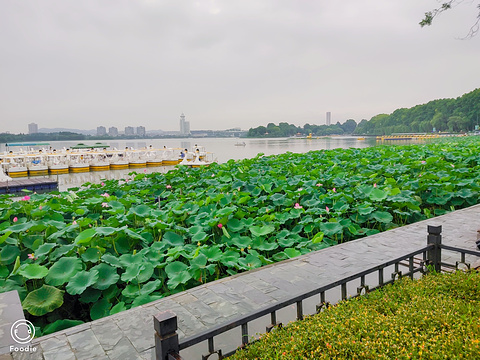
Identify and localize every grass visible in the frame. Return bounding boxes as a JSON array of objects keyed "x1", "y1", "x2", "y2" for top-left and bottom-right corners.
[{"x1": 228, "y1": 270, "x2": 480, "y2": 359}]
